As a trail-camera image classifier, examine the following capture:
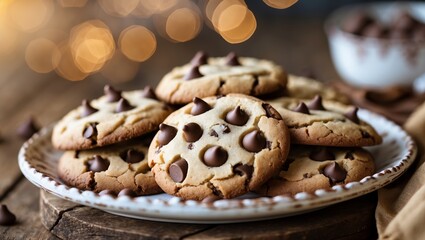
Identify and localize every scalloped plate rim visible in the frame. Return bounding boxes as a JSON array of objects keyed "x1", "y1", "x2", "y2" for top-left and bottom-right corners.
[{"x1": 18, "y1": 109, "x2": 417, "y2": 223}]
